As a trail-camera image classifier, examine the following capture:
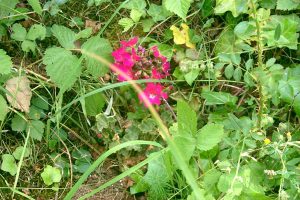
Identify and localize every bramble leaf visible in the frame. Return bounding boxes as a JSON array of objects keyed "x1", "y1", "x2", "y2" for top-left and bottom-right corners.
[
  {"x1": 81, "y1": 36, "x2": 112, "y2": 77},
  {"x1": 51, "y1": 25, "x2": 76, "y2": 49},
  {"x1": 0, "y1": 49, "x2": 12, "y2": 75},
  {"x1": 43, "y1": 47, "x2": 82, "y2": 91},
  {"x1": 163, "y1": 0, "x2": 191, "y2": 19},
  {"x1": 197, "y1": 123, "x2": 224, "y2": 151}
]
